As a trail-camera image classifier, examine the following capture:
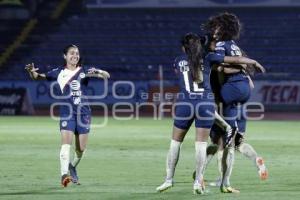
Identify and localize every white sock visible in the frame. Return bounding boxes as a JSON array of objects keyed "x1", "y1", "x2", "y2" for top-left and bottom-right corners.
[
  {"x1": 71, "y1": 149, "x2": 85, "y2": 167},
  {"x1": 222, "y1": 147, "x2": 235, "y2": 187},
  {"x1": 238, "y1": 143, "x2": 258, "y2": 166},
  {"x1": 217, "y1": 149, "x2": 224, "y2": 179},
  {"x1": 195, "y1": 141, "x2": 207, "y2": 183},
  {"x1": 60, "y1": 144, "x2": 71, "y2": 176},
  {"x1": 165, "y1": 140, "x2": 182, "y2": 181}
]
